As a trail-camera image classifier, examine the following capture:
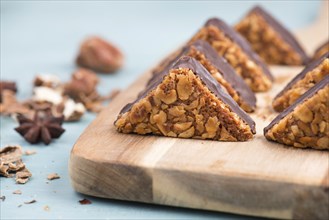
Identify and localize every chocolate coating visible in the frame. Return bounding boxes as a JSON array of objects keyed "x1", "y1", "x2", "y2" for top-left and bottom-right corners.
[
  {"x1": 118, "y1": 56, "x2": 256, "y2": 134},
  {"x1": 264, "y1": 75, "x2": 329, "y2": 134},
  {"x1": 274, "y1": 52, "x2": 329, "y2": 100},
  {"x1": 205, "y1": 18, "x2": 274, "y2": 81},
  {"x1": 250, "y1": 6, "x2": 309, "y2": 64}
]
